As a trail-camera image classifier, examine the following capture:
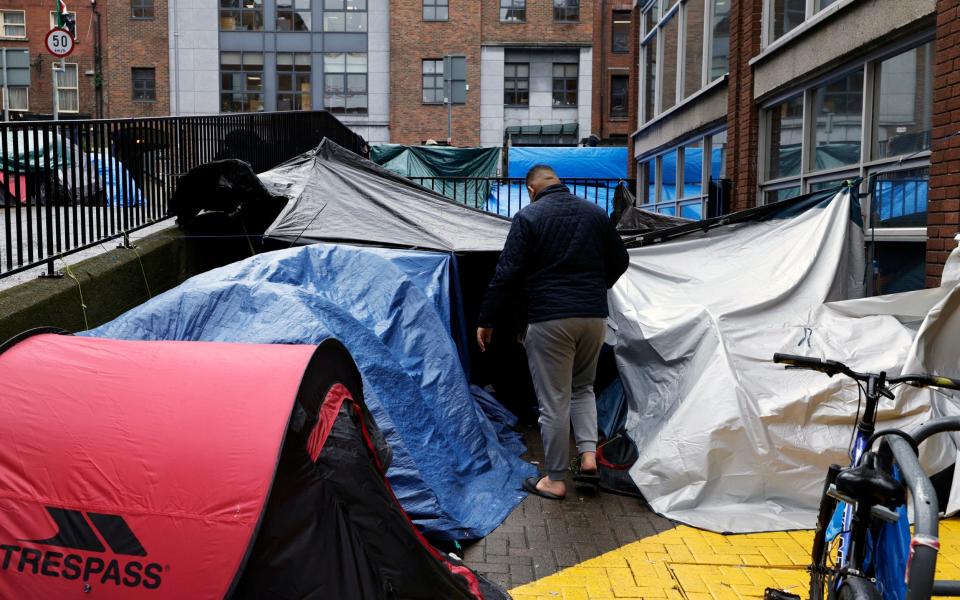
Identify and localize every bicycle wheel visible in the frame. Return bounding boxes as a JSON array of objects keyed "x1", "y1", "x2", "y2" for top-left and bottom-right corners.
[
  {"x1": 810, "y1": 478, "x2": 840, "y2": 600},
  {"x1": 837, "y1": 576, "x2": 882, "y2": 600}
]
